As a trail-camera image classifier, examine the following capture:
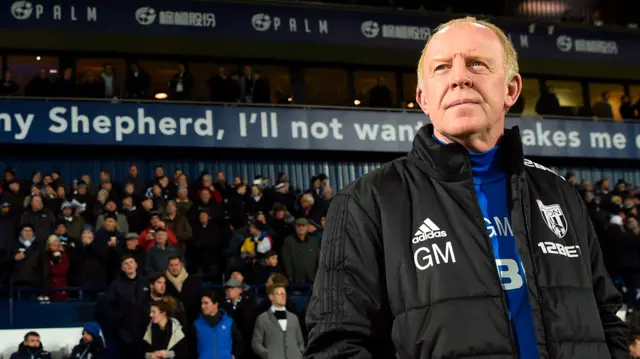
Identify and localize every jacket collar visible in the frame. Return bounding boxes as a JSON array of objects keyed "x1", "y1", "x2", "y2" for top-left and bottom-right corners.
[{"x1": 408, "y1": 124, "x2": 524, "y2": 182}]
